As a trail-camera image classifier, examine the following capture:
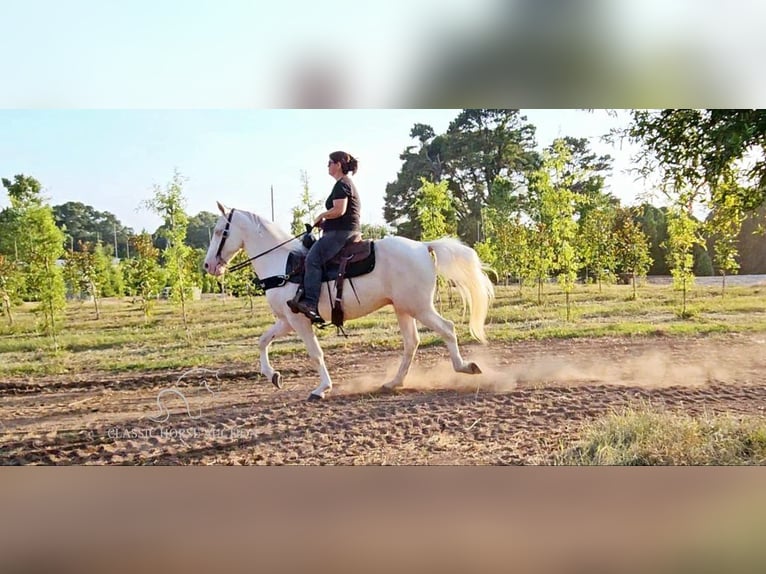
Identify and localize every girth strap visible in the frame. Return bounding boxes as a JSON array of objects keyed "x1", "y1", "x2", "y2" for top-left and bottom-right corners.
[{"x1": 257, "y1": 273, "x2": 295, "y2": 291}]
